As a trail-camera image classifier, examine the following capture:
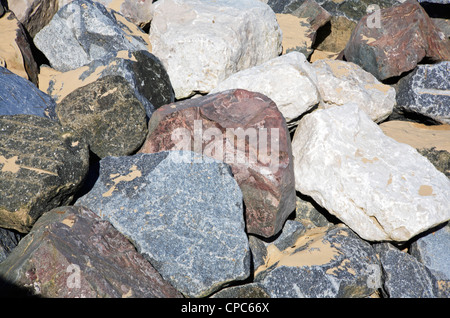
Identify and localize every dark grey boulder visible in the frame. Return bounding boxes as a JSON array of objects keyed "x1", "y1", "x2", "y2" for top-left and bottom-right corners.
[
  {"x1": 56, "y1": 75, "x2": 148, "y2": 159},
  {"x1": 0, "y1": 67, "x2": 57, "y2": 120},
  {"x1": 75, "y1": 151, "x2": 250, "y2": 297},
  {"x1": 0, "y1": 114, "x2": 89, "y2": 233}
]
